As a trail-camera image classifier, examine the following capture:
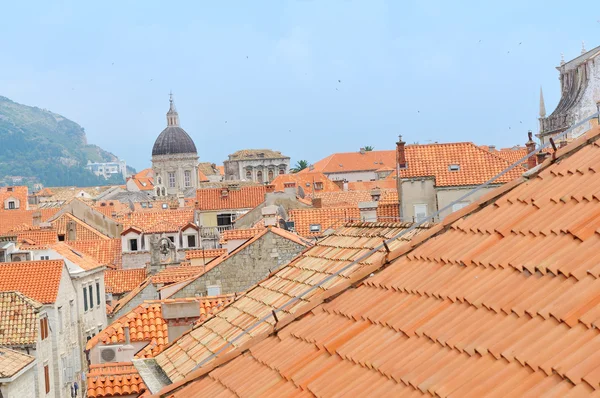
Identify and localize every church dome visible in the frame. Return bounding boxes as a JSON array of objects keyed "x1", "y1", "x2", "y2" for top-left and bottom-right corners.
[
  {"x1": 152, "y1": 94, "x2": 198, "y2": 156},
  {"x1": 152, "y1": 126, "x2": 197, "y2": 156}
]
